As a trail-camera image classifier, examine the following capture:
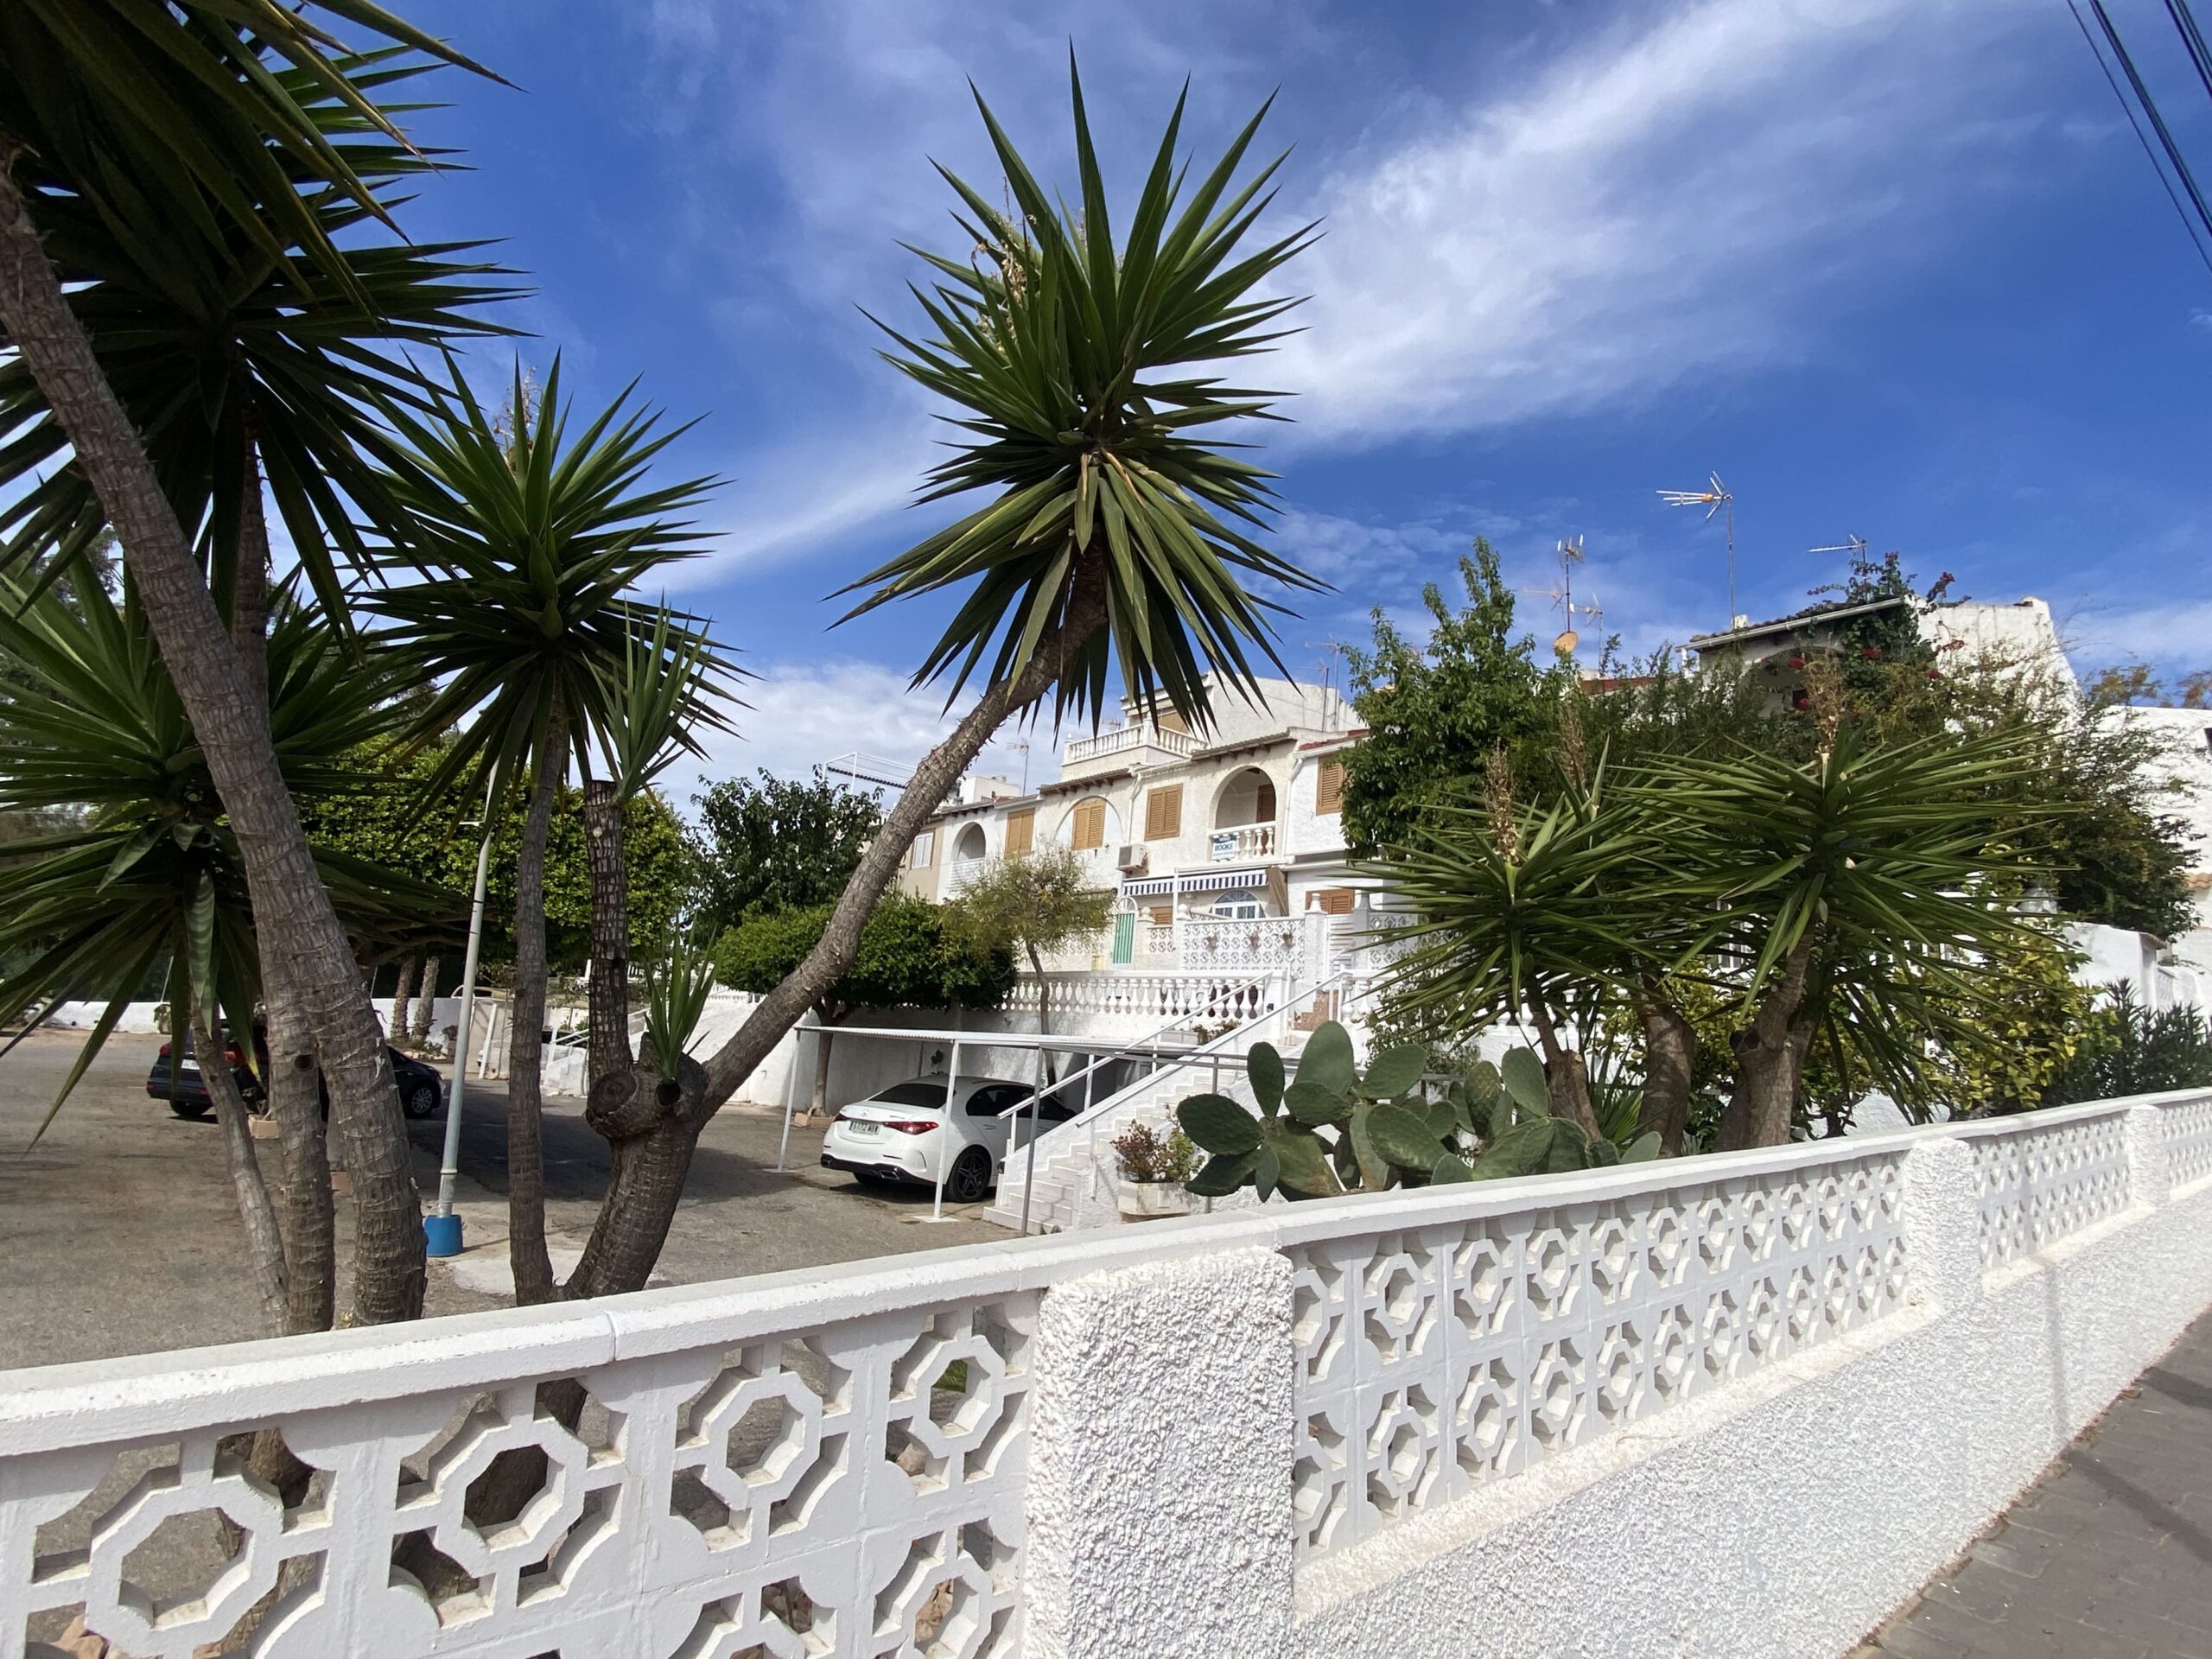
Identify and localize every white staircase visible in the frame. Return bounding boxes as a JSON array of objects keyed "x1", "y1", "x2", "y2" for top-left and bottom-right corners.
[{"x1": 987, "y1": 969, "x2": 1380, "y2": 1235}]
